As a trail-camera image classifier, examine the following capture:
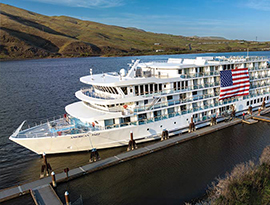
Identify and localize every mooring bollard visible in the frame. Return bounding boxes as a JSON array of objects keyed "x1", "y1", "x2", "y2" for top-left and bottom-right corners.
[
  {"x1": 127, "y1": 131, "x2": 137, "y2": 151},
  {"x1": 261, "y1": 98, "x2": 266, "y2": 110},
  {"x1": 188, "y1": 117, "x2": 195, "y2": 132},
  {"x1": 89, "y1": 148, "x2": 101, "y2": 163},
  {"x1": 161, "y1": 129, "x2": 169, "y2": 141},
  {"x1": 65, "y1": 191, "x2": 71, "y2": 205},
  {"x1": 51, "y1": 171, "x2": 57, "y2": 187},
  {"x1": 64, "y1": 168, "x2": 69, "y2": 178},
  {"x1": 248, "y1": 106, "x2": 253, "y2": 115},
  {"x1": 40, "y1": 152, "x2": 52, "y2": 178}
]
